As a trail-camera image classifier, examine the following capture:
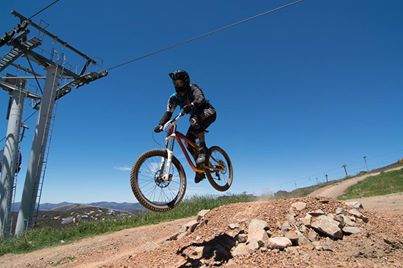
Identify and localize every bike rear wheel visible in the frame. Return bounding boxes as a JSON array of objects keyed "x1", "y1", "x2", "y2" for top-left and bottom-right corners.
[
  {"x1": 130, "y1": 150, "x2": 186, "y2": 212},
  {"x1": 205, "y1": 146, "x2": 233, "y2": 191}
]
